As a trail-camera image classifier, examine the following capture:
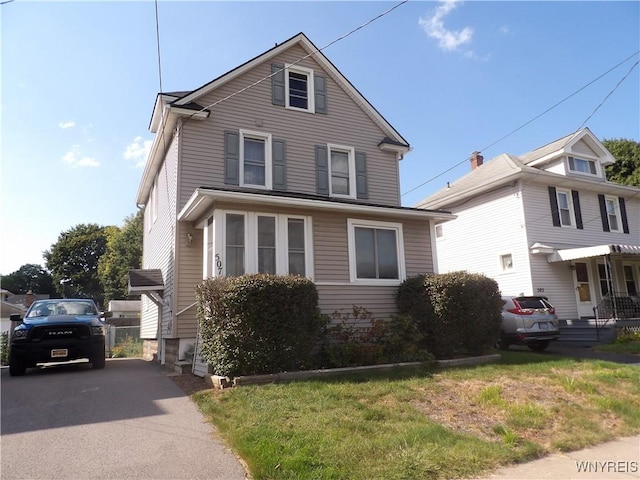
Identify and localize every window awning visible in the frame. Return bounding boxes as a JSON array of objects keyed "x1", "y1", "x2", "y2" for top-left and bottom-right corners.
[
  {"x1": 546, "y1": 244, "x2": 640, "y2": 263},
  {"x1": 128, "y1": 269, "x2": 164, "y2": 307}
]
